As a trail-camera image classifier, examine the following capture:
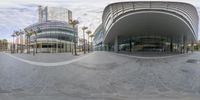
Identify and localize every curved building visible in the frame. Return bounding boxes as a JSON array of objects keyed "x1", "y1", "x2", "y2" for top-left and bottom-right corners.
[
  {"x1": 93, "y1": 24, "x2": 104, "y2": 51},
  {"x1": 24, "y1": 6, "x2": 77, "y2": 53},
  {"x1": 94, "y1": 1, "x2": 199, "y2": 53},
  {"x1": 24, "y1": 20, "x2": 77, "y2": 53}
]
